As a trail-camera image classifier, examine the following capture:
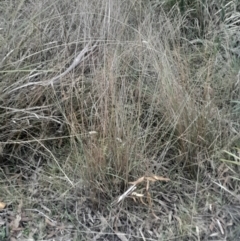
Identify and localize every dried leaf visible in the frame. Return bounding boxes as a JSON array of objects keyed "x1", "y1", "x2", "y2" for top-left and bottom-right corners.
[
  {"x1": 152, "y1": 175, "x2": 170, "y2": 181},
  {"x1": 131, "y1": 192, "x2": 144, "y2": 197},
  {"x1": 115, "y1": 232, "x2": 128, "y2": 241},
  {"x1": 0, "y1": 202, "x2": 6, "y2": 210},
  {"x1": 128, "y1": 176, "x2": 145, "y2": 185},
  {"x1": 145, "y1": 176, "x2": 157, "y2": 182}
]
